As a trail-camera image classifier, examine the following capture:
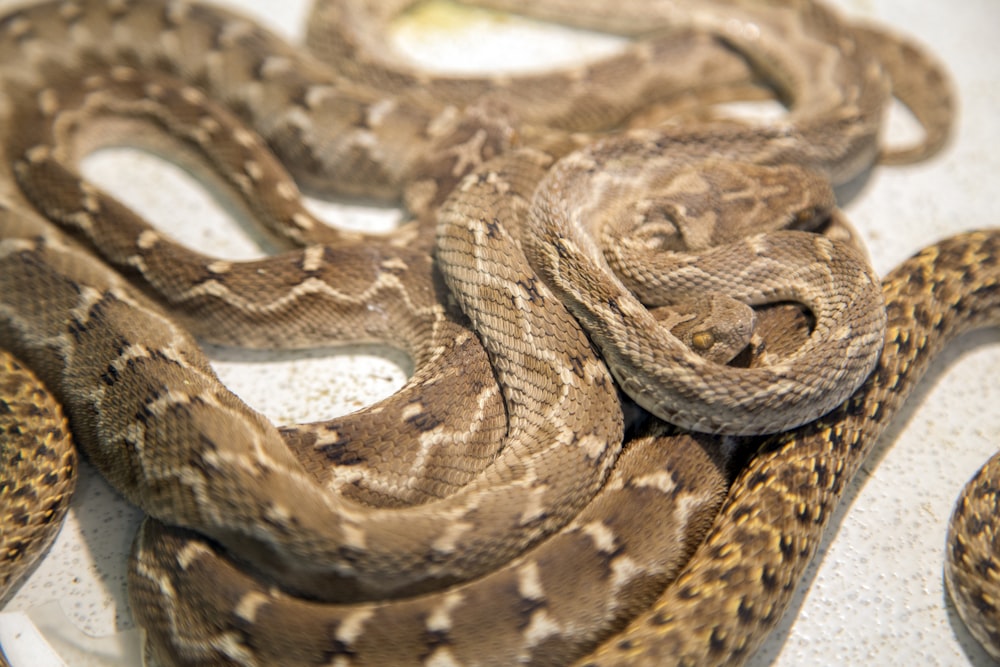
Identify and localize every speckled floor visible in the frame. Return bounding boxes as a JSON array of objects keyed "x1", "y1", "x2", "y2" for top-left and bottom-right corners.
[{"x1": 1, "y1": 1, "x2": 998, "y2": 665}]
